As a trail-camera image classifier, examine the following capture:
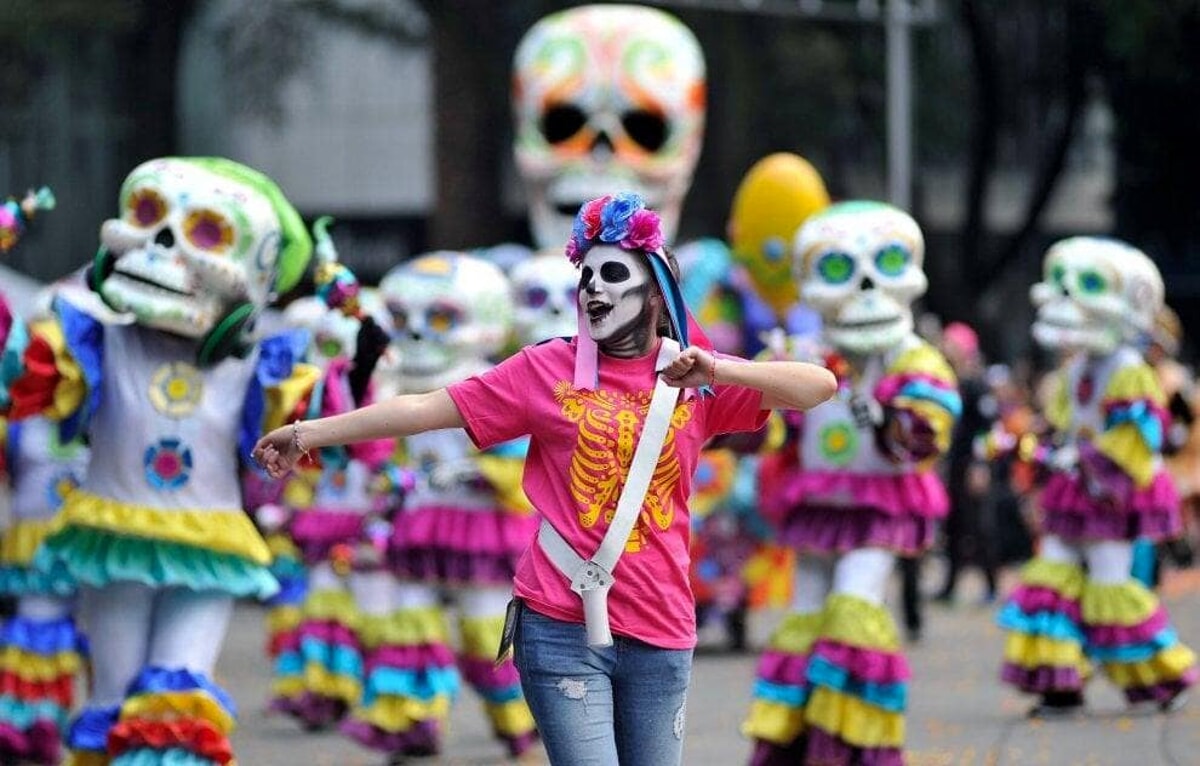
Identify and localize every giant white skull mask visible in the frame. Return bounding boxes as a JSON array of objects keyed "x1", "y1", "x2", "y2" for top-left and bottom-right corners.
[
  {"x1": 1030, "y1": 236, "x2": 1163, "y2": 356},
  {"x1": 512, "y1": 4, "x2": 706, "y2": 250},
  {"x1": 282, "y1": 295, "x2": 362, "y2": 370},
  {"x1": 510, "y1": 249, "x2": 580, "y2": 345},
  {"x1": 794, "y1": 201, "x2": 927, "y2": 356},
  {"x1": 379, "y1": 252, "x2": 514, "y2": 391},
  {"x1": 97, "y1": 158, "x2": 288, "y2": 339}
]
